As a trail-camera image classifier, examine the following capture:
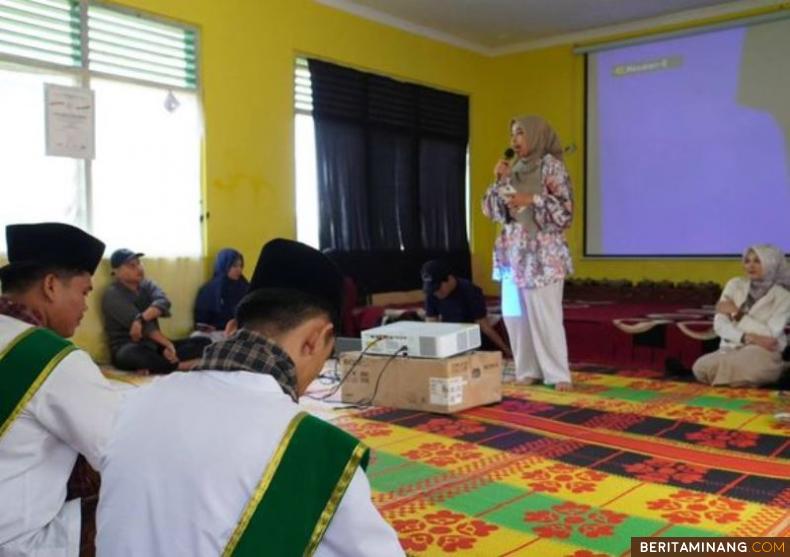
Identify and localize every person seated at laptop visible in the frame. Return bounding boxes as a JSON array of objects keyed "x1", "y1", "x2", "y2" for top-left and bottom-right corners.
[
  {"x1": 422, "y1": 260, "x2": 511, "y2": 357},
  {"x1": 101, "y1": 249, "x2": 210, "y2": 374}
]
